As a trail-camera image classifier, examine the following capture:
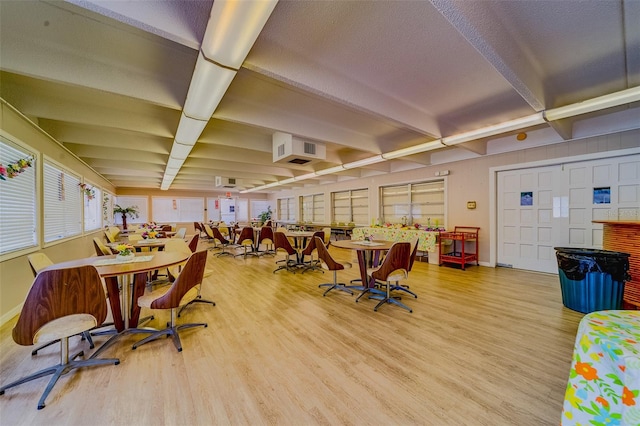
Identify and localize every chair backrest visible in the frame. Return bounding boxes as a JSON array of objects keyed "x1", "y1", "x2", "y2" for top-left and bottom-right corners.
[
  {"x1": 12, "y1": 265, "x2": 107, "y2": 346},
  {"x1": 108, "y1": 226, "x2": 121, "y2": 240},
  {"x1": 302, "y1": 231, "x2": 325, "y2": 255},
  {"x1": 314, "y1": 236, "x2": 344, "y2": 271},
  {"x1": 194, "y1": 222, "x2": 202, "y2": 232},
  {"x1": 322, "y1": 227, "x2": 331, "y2": 244},
  {"x1": 210, "y1": 225, "x2": 229, "y2": 245},
  {"x1": 274, "y1": 231, "x2": 297, "y2": 255},
  {"x1": 164, "y1": 238, "x2": 192, "y2": 257},
  {"x1": 408, "y1": 237, "x2": 420, "y2": 272},
  {"x1": 187, "y1": 234, "x2": 199, "y2": 252},
  {"x1": 161, "y1": 225, "x2": 172, "y2": 231},
  {"x1": 93, "y1": 237, "x2": 113, "y2": 256},
  {"x1": 264, "y1": 220, "x2": 272, "y2": 227},
  {"x1": 371, "y1": 242, "x2": 411, "y2": 282},
  {"x1": 27, "y1": 253, "x2": 54, "y2": 277},
  {"x1": 175, "y1": 228, "x2": 187, "y2": 239},
  {"x1": 237, "y1": 227, "x2": 254, "y2": 245},
  {"x1": 150, "y1": 250, "x2": 207, "y2": 310},
  {"x1": 104, "y1": 229, "x2": 116, "y2": 243},
  {"x1": 259, "y1": 226, "x2": 274, "y2": 243}
]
